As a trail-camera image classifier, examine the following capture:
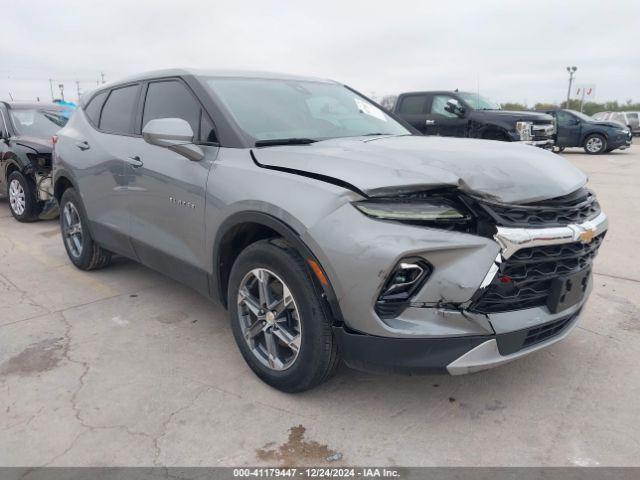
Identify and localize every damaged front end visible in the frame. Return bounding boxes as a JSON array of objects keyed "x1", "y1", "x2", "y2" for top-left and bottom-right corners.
[
  {"x1": 25, "y1": 153, "x2": 59, "y2": 220},
  {"x1": 308, "y1": 183, "x2": 607, "y2": 374}
]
